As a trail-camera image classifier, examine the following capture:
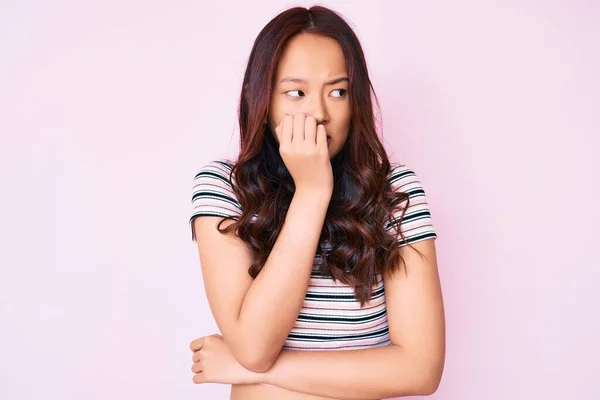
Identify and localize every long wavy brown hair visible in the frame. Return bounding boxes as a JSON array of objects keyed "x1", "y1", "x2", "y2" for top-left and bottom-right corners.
[{"x1": 217, "y1": 6, "x2": 414, "y2": 305}]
